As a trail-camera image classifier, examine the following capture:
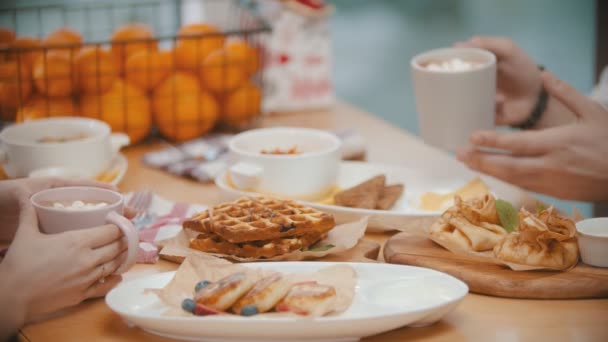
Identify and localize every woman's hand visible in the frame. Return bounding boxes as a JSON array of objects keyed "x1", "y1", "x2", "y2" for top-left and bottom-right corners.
[
  {"x1": 457, "y1": 71, "x2": 608, "y2": 201},
  {"x1": 0, "y1": 178, "x2": 116, "y2": 241},
  {"x1": 455, "y1": 36, "x2": 575, "y2": 128},
  {"x1": 0, "y1": 193, "x2": 127, "y2": 338}
]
